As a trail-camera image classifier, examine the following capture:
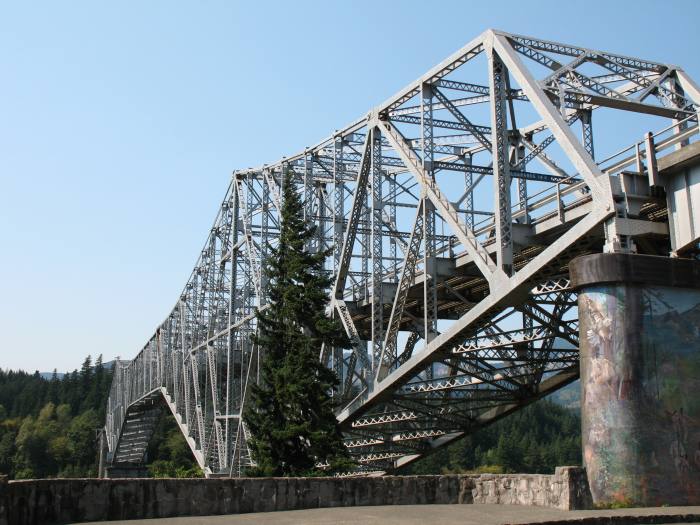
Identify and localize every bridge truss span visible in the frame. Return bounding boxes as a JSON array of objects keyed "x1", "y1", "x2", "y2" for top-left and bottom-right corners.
[{"x1": 104, "y1": 29, "x2": 700, "y2": 477}]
